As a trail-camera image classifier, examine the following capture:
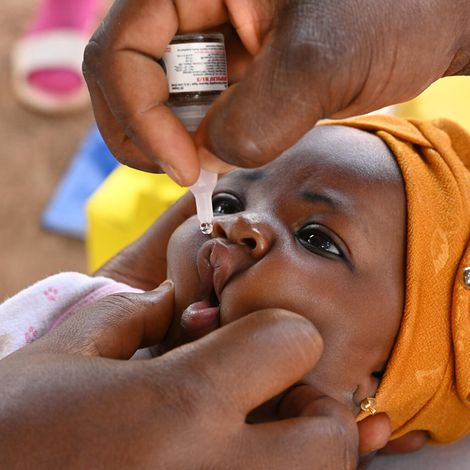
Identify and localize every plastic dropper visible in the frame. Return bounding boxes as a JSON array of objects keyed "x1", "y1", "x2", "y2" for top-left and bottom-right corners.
[
  {"x1": 190, "y1": 169, "x2": 218, "y2": 234},
  {"x1": 162, "y1": 33, "x2": 227, "y2": 235}
]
